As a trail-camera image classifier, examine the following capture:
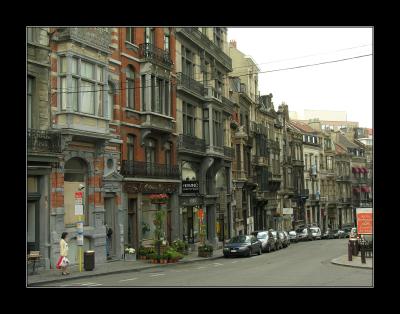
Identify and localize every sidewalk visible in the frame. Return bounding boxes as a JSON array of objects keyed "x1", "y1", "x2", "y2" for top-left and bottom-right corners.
[
  {"x1": 27, "y1": 249, "x2": 224, "y2": 286},
  {"x1": 331, "y1": 254, "x2": 373, "y2": 269}
]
